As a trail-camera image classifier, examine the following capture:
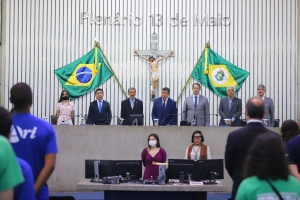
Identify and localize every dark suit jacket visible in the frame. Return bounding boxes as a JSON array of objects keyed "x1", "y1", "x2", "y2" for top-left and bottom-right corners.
[
  {"x1": 219, "y1": 97, "x2": 242, "y2": 126},
  {"x1": 151, "y1": 97, "x2": 177, "y2": 126},
  {"x1": 86, "y1": 100, "x2": 112, "y2": 125},
  {"x1": 224, "y1": 122, "x2": 279, "y2": 199},
  {"x1": 121, "y1": 98, "x2": 143, "y2": 125}
]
